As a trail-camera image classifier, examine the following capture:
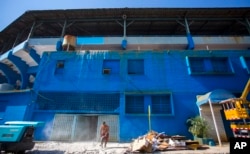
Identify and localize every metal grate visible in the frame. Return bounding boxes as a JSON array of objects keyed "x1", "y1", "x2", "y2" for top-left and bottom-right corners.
[
  {"x1": 36, "y1": 92, "x2": 120, "y2": 112},
  {"x1": 188, "y1": 57, "x2": 205, "y2": 73},
  {"x1": 97, "y1": 115, "x2": 119, "y2": 142},
  {"x1": 188, "y1": 57, "x2": 233, "y2": 74},
  {"x1": 151, "y1": 94, "x2": 172, "y2": 114},
  {"x1": 211, "y1": 57, "x2": 230, "y2": 73},
  {"x1": 74, "y1": 115, "x2": 98, "y2": 141},
  {"x1": 125, "y1": 95, "x2": 144, "y2": 114},
  {"x1": 50, "y1": 114, "x2": 75, "y2": 141},
  {"x1": 50, "y1": 114, "x2": 119, "y2": 141}
]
